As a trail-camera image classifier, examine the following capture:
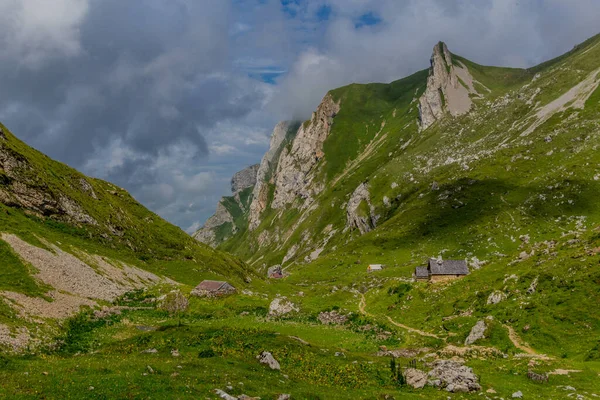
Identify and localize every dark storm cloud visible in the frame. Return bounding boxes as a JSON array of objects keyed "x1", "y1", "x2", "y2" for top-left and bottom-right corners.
[
  {"x1": 0, "y1": 0, "x2": 275, "y2": 229},
  {"x1": 0, "y1": 0, "x2": 598, "y2": 232}
]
